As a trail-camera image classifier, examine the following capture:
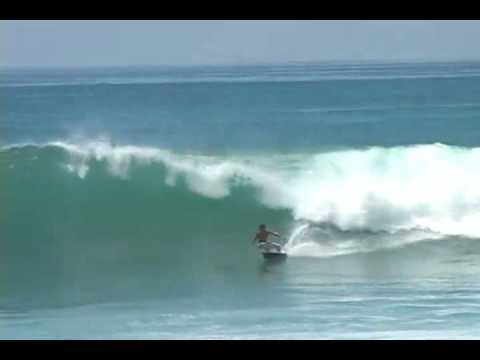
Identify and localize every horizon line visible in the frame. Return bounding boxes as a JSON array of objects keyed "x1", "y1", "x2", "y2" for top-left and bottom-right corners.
[{"x1": 2, "y1": 57, "x2": 480, "y2": 71}]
